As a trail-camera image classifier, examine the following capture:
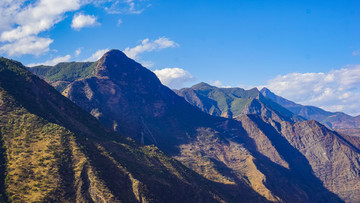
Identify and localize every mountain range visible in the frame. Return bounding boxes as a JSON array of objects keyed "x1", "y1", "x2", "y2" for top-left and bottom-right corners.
[
  {"x1": 260, "y1": 87, "x2": 360, "y2": 129},
  {"x1": 14, "y1": 49, "x2": 359, "y2": 202}
]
